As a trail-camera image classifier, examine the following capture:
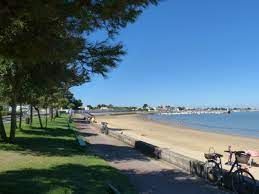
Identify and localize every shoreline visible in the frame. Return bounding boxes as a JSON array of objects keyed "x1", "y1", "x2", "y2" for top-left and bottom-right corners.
[
  {"x1": 142, "y1": 113, "x2": 259, "y2": 141},
  {"x1": 96, "y1": 113, "x2": 259, "y2": 155},
  {"x1": 95, "y1": 113, "x2": 259, "y2": 179}
]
